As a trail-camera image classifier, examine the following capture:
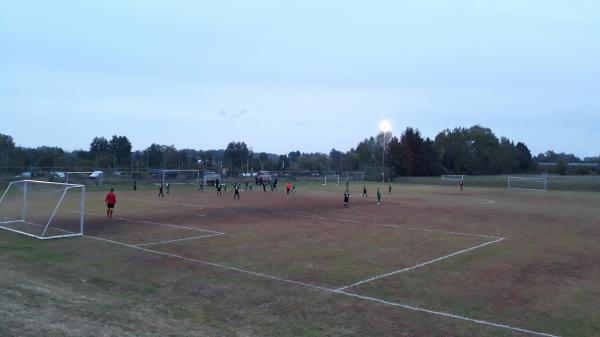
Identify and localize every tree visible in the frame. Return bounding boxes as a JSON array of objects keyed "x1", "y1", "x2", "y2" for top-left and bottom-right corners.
[
  {"x1": 224, "y1": 142, "x2": 250, "y2": 171},
  {"x1": 515, "y1": 142, "x2": 534, "y2": 172},
  {"x1": 108, "y1": 135, "x2": 132, "y2": 165},
  {"x1": 145, "y1": 143, "x2": 164, "y2": 168},
  {"x1": 387, "y1": 127, "x2": 441, "y2": 177},
  {"x1": 90, "y1": 137, "x2": 110, "y2": 153},
  {"x1": 0, "y1": 133, "x2": 15, "y2": 150},
  {"x1": 288, "y1": 151, "x2": 301, "y2": 163},
  {"x1": 329, "y1": 149, "x2": 343, "y2": 172}
]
